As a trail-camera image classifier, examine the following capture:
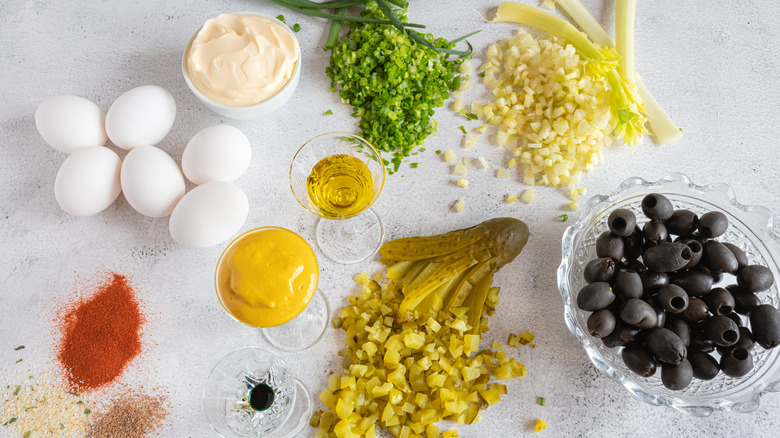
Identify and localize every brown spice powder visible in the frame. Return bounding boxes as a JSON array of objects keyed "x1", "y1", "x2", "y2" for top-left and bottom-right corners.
[{"x1": 85, "y1": 393, "x2": 168, "y2": 438}]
